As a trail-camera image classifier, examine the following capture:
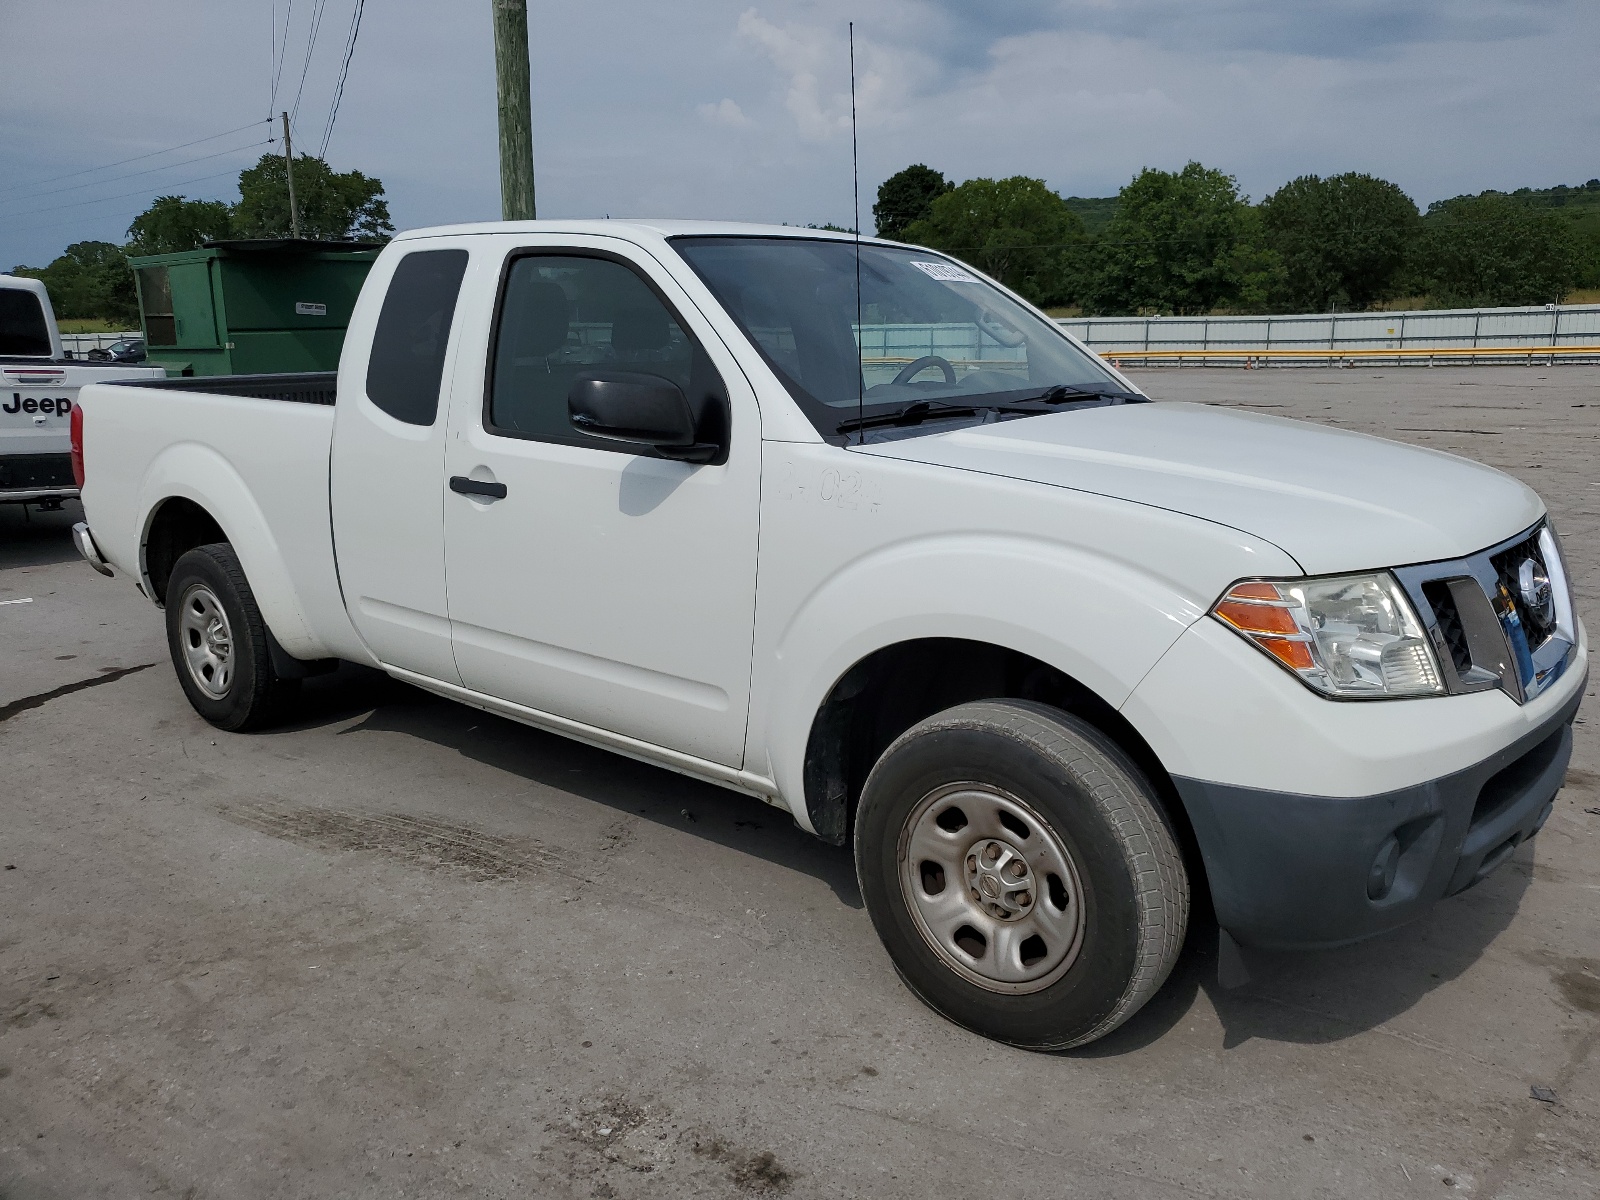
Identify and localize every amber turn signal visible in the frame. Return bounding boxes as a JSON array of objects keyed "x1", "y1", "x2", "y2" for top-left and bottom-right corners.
[{"x1": 1212, "y1": 582, "x2": 1316, "y2": 671}]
